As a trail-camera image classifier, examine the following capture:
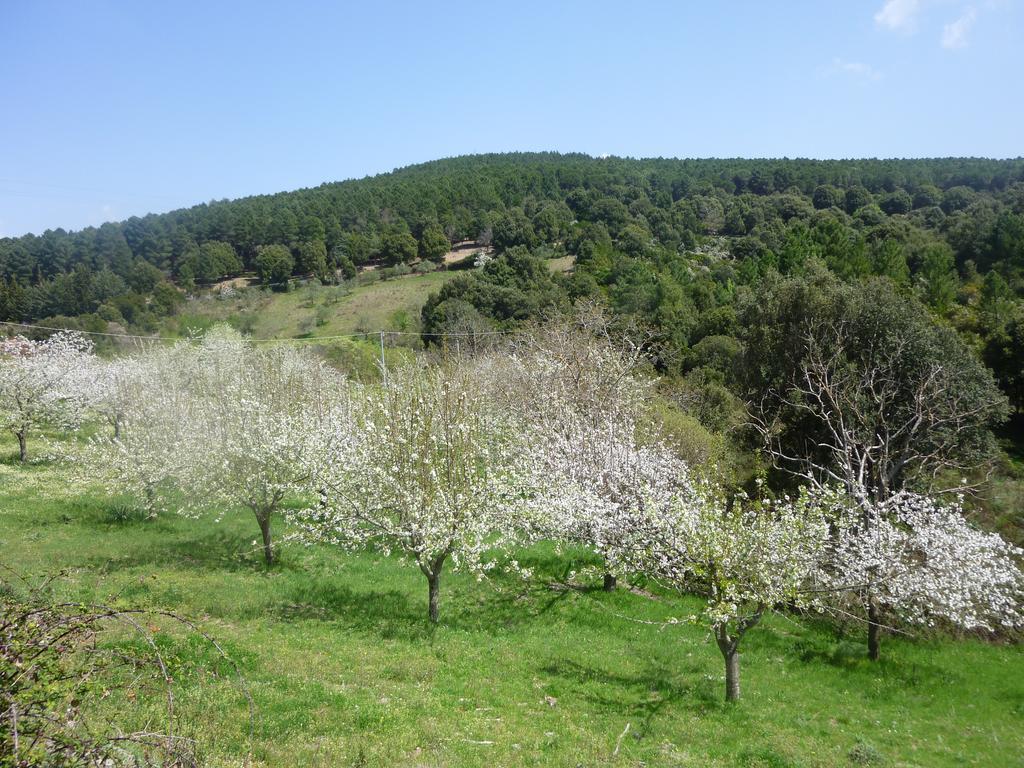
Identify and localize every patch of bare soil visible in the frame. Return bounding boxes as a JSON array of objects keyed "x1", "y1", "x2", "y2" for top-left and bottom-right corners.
[
  {"x1": 210, "y1": 275, "x2": 260, "y2": 291},
  {"x1": 443, "y1": 240, "x2": 492, "y2": 265}
]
